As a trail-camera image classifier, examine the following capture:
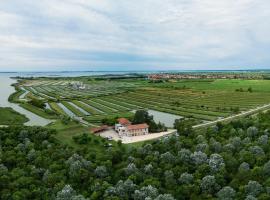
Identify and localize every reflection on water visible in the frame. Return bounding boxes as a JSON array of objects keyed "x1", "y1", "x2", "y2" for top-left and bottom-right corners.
[
  {"x1": 0, "y1": 76, "x2": 52, "y2": 126},
  {"x1": 57, "y1": 103, "x2": 76, "y2": 118},
  {"x1": 148, "y1": 109, "x2": 182, "y2": 128},
  {"x1": 69, "y1": 102, "x2": 90, "y2": 115},
  {"x1": 132, "y1": 109, "x2": 182, "y2": 128}
]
